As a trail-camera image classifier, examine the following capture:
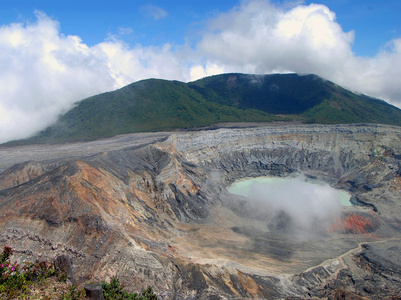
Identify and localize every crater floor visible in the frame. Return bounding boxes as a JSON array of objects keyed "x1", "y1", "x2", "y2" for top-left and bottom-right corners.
[{"x1": 1, "y1": 123, "x2": 401, "y2": 299}]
